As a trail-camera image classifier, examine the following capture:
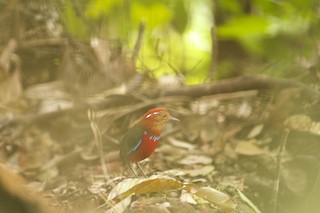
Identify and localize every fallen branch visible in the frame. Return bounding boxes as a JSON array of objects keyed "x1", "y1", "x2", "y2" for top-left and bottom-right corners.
[{"x1": 154, "y1": 75, "x2": 320, "y2": 100}]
